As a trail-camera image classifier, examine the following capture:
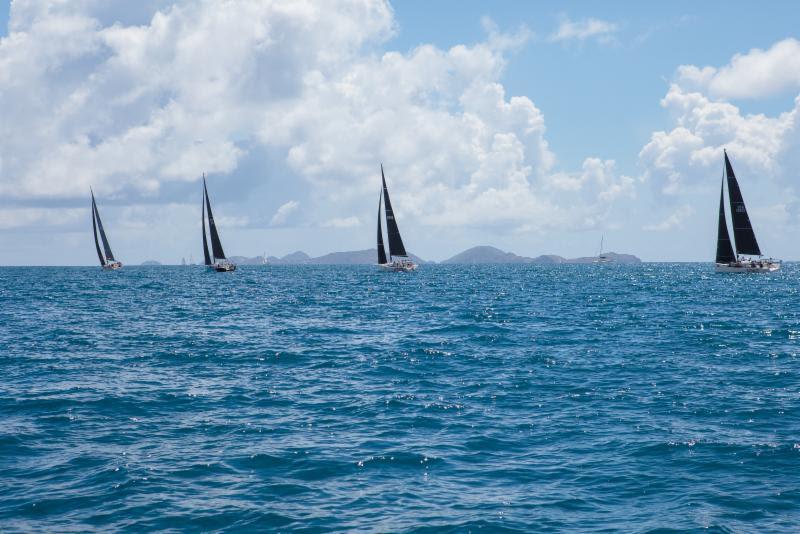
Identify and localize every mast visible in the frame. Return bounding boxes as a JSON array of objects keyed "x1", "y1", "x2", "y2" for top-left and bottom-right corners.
[
  {"x1": 91, "y1": 190, "x2": 115, "y2": 263},
  {"x1": 91, "y1": 192, "x2": 105, "y2": 266},
  {"x1": 203, "y1": 175, "x2": 226, "y2": 261},
  {"x1": 201, "y1": 183, "x2": 212, "y2": 266},
  {"x1": 724, "y1": 151, "x2": 761, "y2": 256},
  {"x1": 381, "y1": 164, "x2": 407, "y2": 258},
  {"x1": 715, "y1": 172, "x2": 735, "y2": 264},
  {"x1": 377, "y1": 192, "x2": 387, "y2": 264}
]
